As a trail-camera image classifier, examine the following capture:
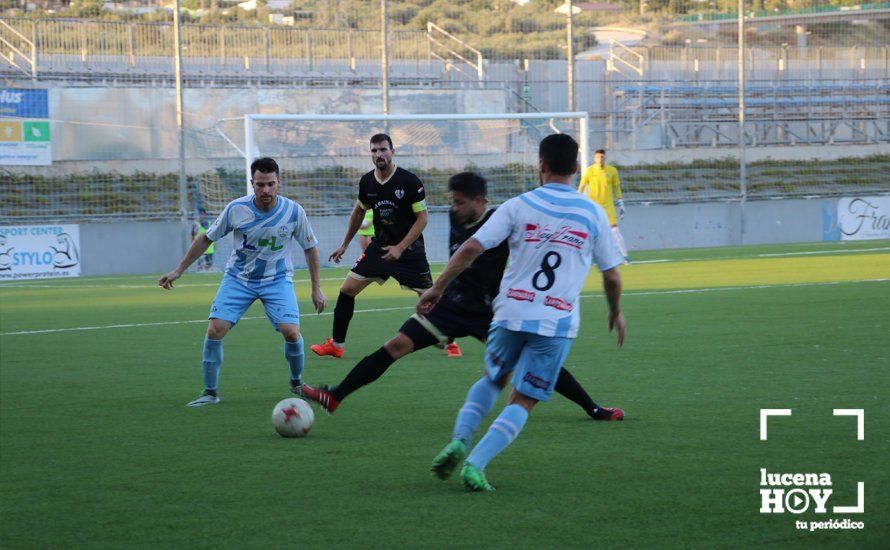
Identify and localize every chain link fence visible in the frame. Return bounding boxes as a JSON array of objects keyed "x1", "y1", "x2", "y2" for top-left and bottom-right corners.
[{"x1": 1, "y1": 3, "x2": 888, "y2": 224}]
